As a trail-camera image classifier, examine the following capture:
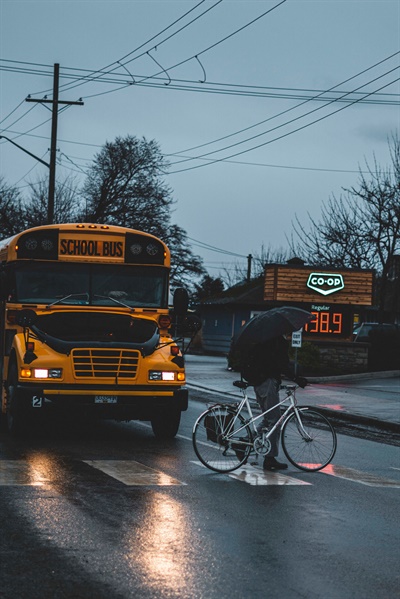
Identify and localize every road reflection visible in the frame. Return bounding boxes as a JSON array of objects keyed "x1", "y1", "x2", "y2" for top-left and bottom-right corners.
[{"x1": 128, "y1": 492, "x2": 195, "y2": 595}]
